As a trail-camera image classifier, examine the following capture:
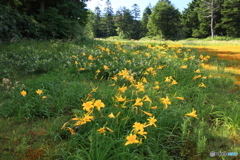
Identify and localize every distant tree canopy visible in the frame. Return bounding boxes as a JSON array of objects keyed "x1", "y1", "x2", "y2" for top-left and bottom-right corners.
[
  {"x1": 0, "y1": 0, "x2": 89, "y2": 41},
  {"x1": 2, "y1": 0, "x2": 240, "y2": 41},
  {"x1": 182, "y1": 0, "x2": 240, "y2": 38}
]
